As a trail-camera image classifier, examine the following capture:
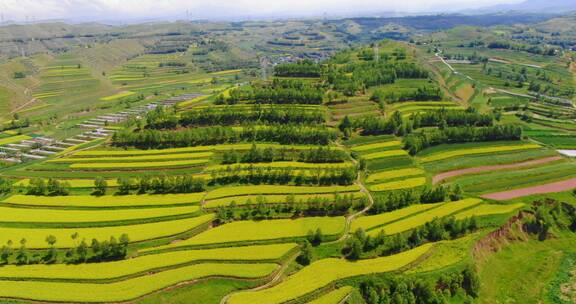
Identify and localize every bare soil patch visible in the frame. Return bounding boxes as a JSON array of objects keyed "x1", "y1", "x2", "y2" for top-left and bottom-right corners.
[{"x1": 482, "y1": 177, "x2": 576, "y2": 201}]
